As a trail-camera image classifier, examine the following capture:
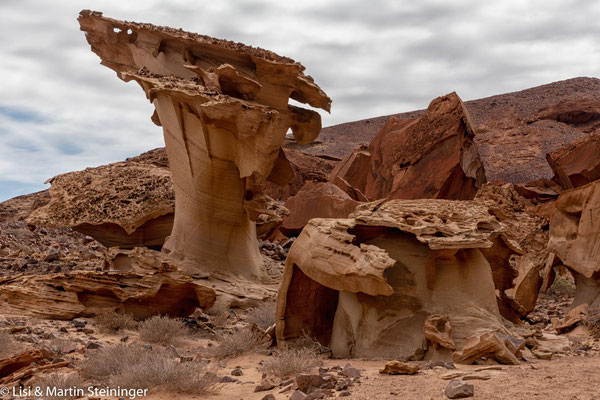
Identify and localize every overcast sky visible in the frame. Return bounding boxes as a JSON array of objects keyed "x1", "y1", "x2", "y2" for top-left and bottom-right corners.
[{"x1": 0, "y1": 0, "x2": 598, "y2": 201}]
